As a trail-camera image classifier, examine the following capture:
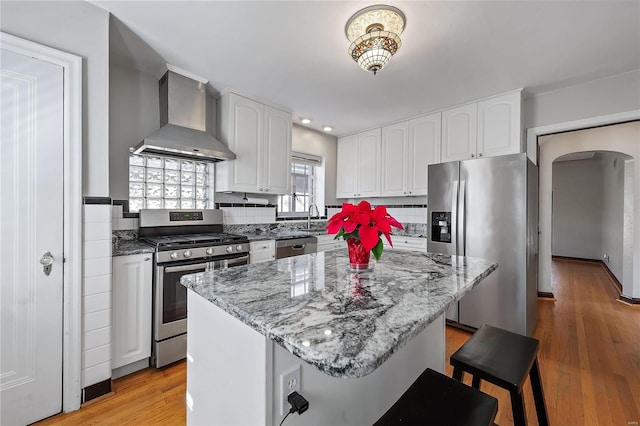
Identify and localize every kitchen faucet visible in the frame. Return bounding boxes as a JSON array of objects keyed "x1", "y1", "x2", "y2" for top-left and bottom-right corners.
[{"x1": 307, "y1": 204, "x2": 319, "y2": 230}]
